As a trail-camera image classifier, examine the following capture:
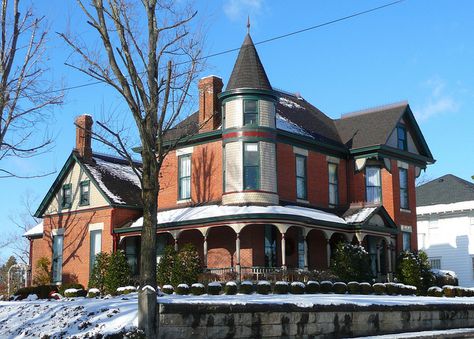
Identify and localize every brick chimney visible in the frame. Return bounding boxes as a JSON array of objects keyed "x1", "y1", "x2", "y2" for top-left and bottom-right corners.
[
  {"x1": 198, "y1": 76, "x2": 223, "y2": 132},
  {"x1": 75, "y1": 114, "x2": 93, "y2": 161}
]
